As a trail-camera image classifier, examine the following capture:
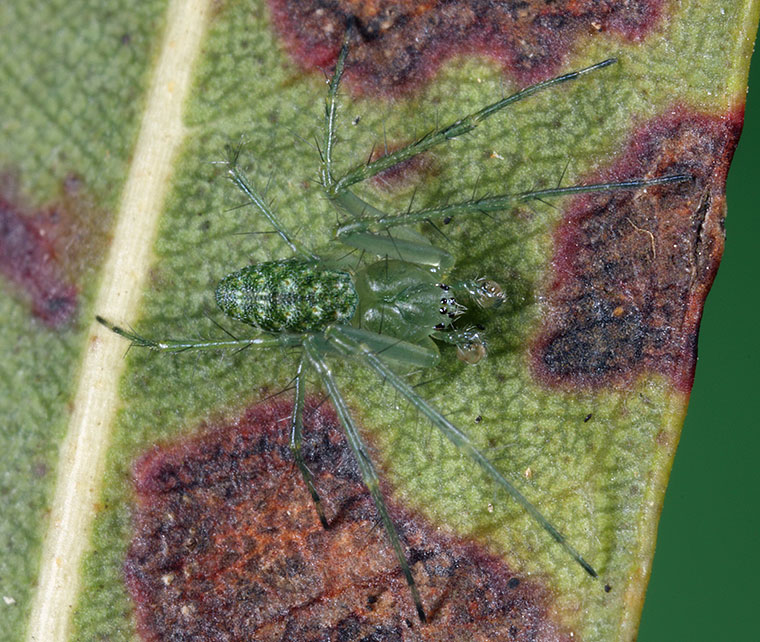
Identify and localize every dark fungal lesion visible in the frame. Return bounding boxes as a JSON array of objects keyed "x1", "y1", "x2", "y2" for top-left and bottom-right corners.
[
  {"x1": 532, "y1": 107, "x2": 742, "y2": 391},
  {"x1": 267, "y1": 0, "x2": 667, "y2": 95},
  {"x1": 125, "y1": 398, "x2": 577, "y2": 641},
  {"x1": 0, "y1": 197, "x2": 77, "y2": 327},
  {"x1": 0, "y1": 172, "x2": 112, "y2": 328}
]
